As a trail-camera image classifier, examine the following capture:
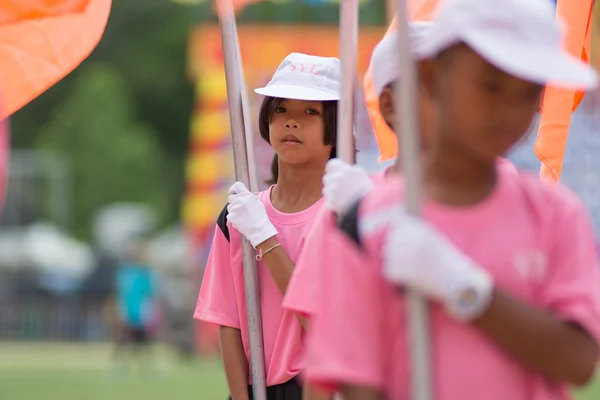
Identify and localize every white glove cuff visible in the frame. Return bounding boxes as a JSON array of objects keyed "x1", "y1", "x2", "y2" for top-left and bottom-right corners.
[
  {"x1": 445, "y1": 265, "x2": 494, "y2": 322},
  {"x1": 248, "y1": 224, "x2": 278, "y2": 249}
]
